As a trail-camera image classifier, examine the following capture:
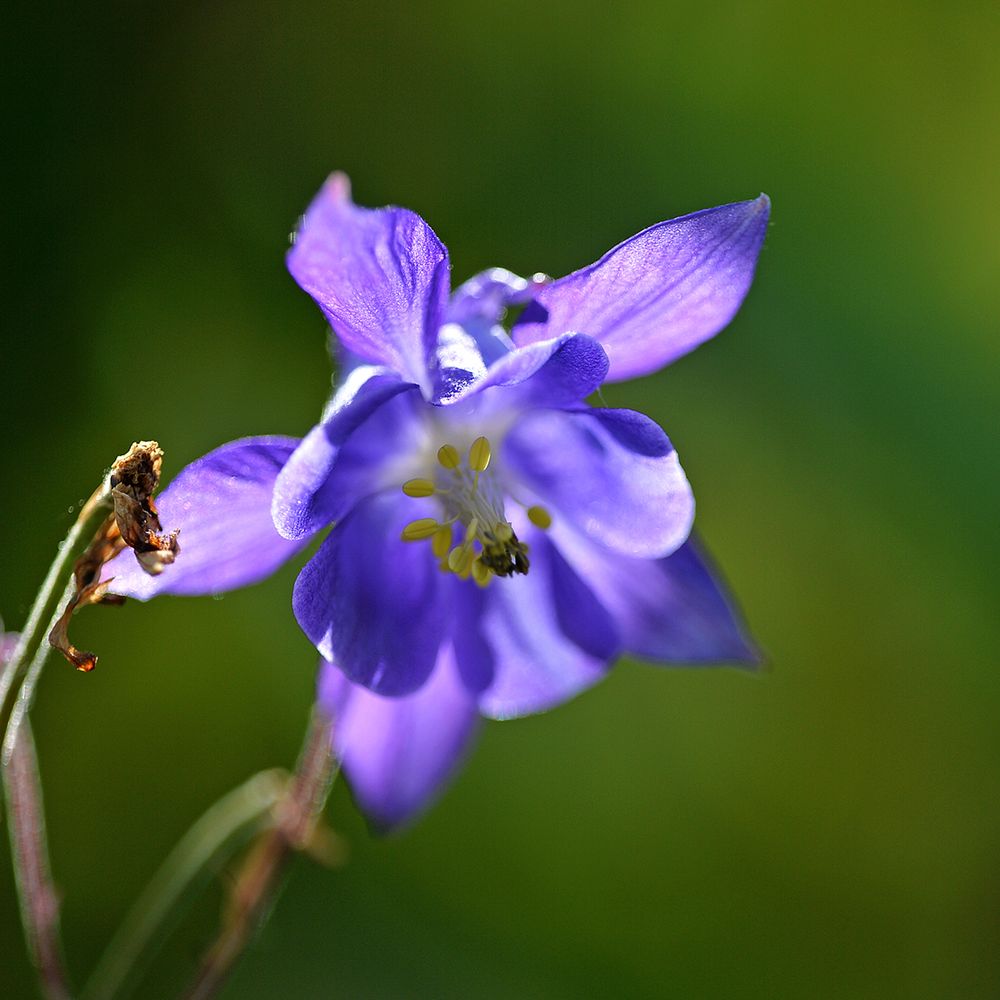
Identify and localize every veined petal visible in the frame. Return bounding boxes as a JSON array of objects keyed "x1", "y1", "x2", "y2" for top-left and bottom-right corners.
[
  {"x1": 271, "y1": 375, "x2": 419, "y2": 540},
  {"x1": 292, "y1": 492, "x2": 446, "y2": 696},
  {"x1": 319, "y1": 648, "x2": 480, "y2": 832},
  {"x1": 551, "y1": 530, "x2": 760, "y2": 665},
  {"x1": 103, "y1": 437, "x2": 306, "y2": 600},
  {"x1": 503, "y1": 407, "x2": 694, "y2": 559},
  {"x1": 475, "y1": 531, "x2": 614, "y2": 720},
  {"x1": 440, "y1": 333, "x2": 608, "y2": 410},
  {"x1": 512, "y1": 195, "x2": 770, "y2": 381},
  {"x1": 287, "y1": 172, "x2": 450, "y2": 390}
]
